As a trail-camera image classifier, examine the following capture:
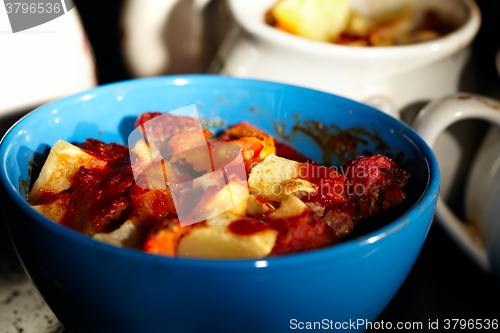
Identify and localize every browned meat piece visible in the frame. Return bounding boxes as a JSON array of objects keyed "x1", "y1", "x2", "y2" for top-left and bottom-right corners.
[
  {"x1": 322, "y1": 208, "x2": 353, "y2": 239},
  {"x1": 293, "y1": 155, "x2": 409, "y2": 240},
  {"x1": 268, "y1": 206, "x2": 336, "y2": 255},
  {"x1": 305, "y1": 202, "x2": 326, "y2": 217},
  {"x1": 343, "y1": 154, "x2": 410, "y2": 218}
]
